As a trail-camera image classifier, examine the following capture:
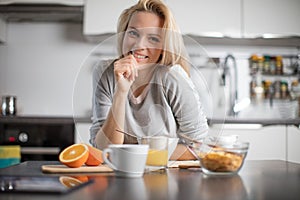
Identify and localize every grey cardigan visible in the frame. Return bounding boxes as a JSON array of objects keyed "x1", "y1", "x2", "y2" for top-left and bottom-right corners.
[{"x1": 90, "y1": 59, "x2": 208, "y2": 147}]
